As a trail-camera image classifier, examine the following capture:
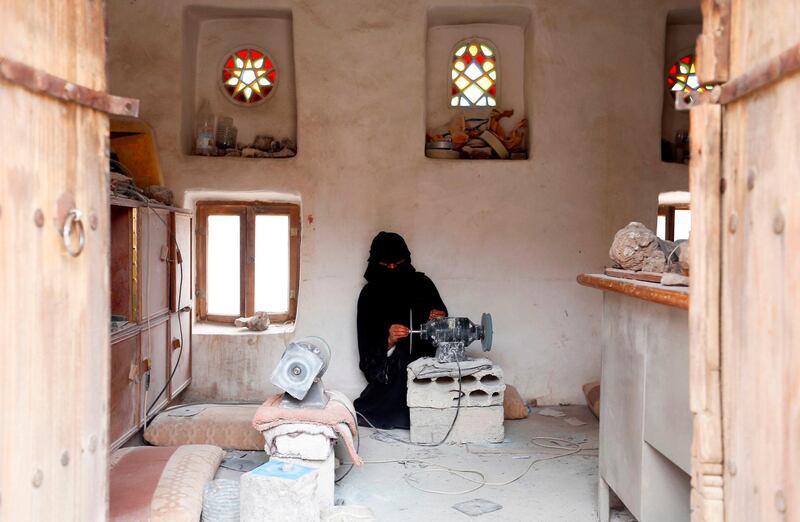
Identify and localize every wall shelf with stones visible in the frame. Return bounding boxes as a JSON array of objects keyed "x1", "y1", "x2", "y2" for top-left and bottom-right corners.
[{"x1": 181, "y1": 6, "x2": 297, "y2": 159}]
